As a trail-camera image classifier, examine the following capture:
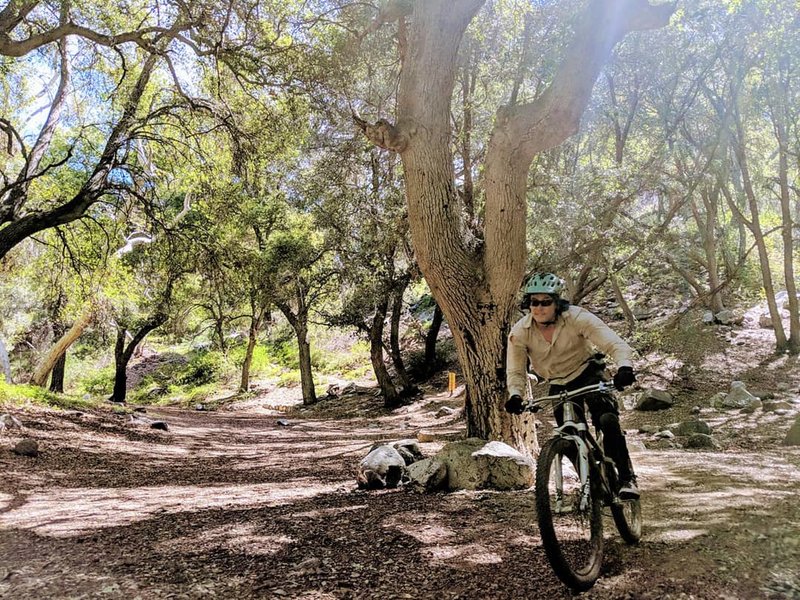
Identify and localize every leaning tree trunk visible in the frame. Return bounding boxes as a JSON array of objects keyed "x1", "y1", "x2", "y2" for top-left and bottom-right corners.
[
  {"x1": 30, "y1": 305, "x2": 93, "y2": 387},
  {"x1": 369, "y1": 298, "x2": 402, "y2": 408},
  {"x1": 360, "y1": 0, "x2": 673, "y2": 442}
]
